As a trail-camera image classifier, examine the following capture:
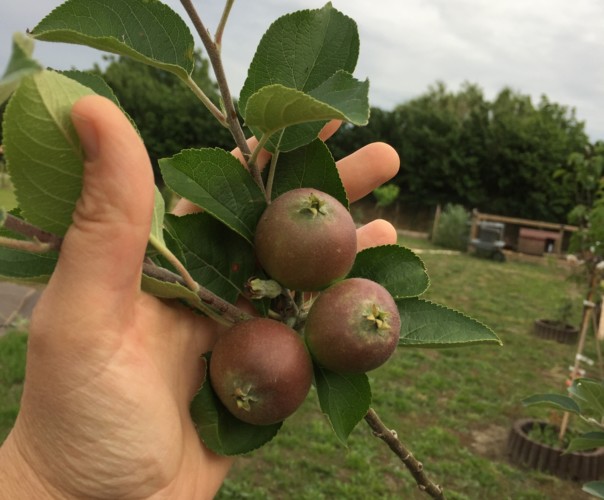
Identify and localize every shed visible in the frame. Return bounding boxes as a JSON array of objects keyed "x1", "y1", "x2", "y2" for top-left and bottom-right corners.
[{"x1": 518, "y1": 228, "x2": 562, "y2": 256}]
